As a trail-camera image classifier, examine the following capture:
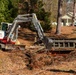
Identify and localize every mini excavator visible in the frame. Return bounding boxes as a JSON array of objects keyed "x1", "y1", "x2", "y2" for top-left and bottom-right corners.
[{"x1": 0, "y1": 13, "x2": 53, "y2": 50}]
